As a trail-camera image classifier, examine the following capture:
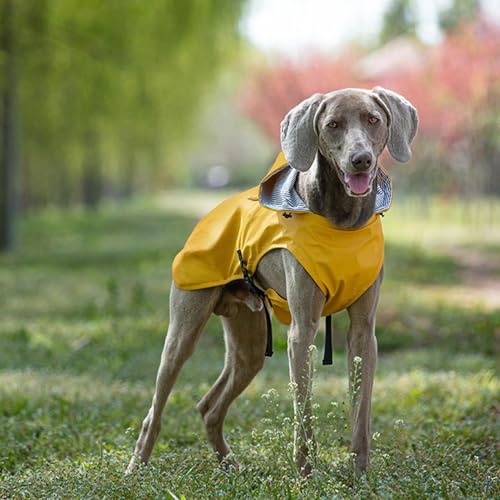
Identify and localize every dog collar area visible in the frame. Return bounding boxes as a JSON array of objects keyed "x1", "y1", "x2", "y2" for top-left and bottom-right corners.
[{"x1": 259, "y1": 164, "x2": 392, "y2": 215}]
